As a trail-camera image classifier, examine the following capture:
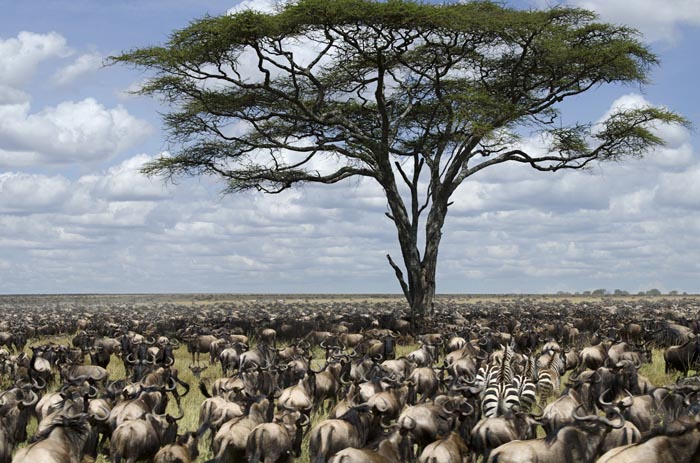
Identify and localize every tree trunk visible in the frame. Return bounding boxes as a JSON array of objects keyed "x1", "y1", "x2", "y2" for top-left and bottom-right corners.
[
  {"x1": 386, "y1": 182, "x2": 447, "y2": 322},
  {"x1": 412, "y1": 200, "x2": 447, "y2": 319}
]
